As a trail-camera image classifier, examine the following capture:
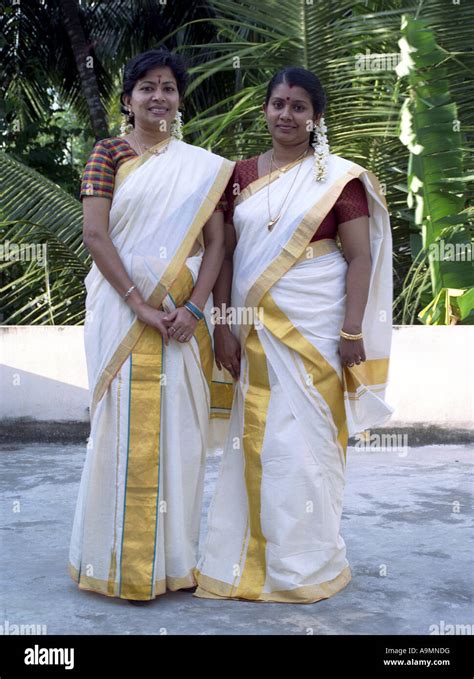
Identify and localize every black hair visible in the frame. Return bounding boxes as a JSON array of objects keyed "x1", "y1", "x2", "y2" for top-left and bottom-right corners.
[
  {"x1": 120, "y1": 47, "x2": 188, "y2": 123},
  {"x1": 265, "y1": 67, "x2": 326, "y2": 144}
]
